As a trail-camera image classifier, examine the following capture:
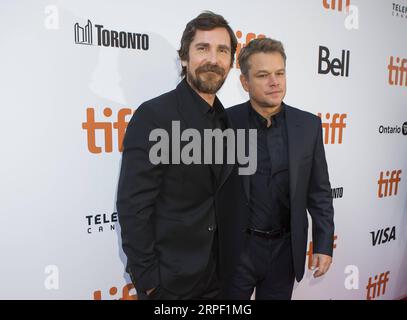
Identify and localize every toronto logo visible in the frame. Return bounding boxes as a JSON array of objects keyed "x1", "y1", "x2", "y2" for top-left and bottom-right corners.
[{"x1": 74, "y1": 19, "x2": 150, "y2": 50}]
